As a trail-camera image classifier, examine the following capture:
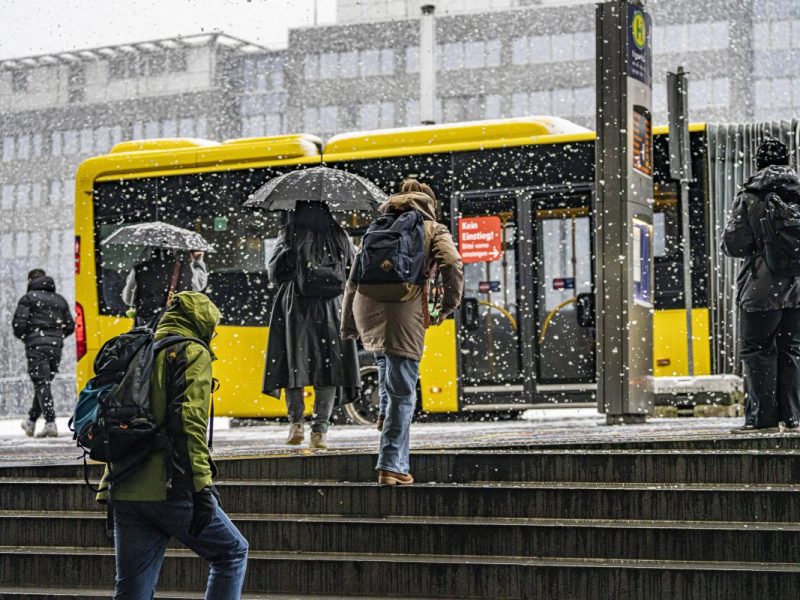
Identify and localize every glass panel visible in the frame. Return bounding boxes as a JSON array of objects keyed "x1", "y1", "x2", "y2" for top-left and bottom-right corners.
[
  {"x1": 486, "y1": 40, "x2": 501, "y2": 67},
  {"x1": 536, "y1": 214, "x2": 594, "y2": 381},
  {"x1": 529, "y1": 36, "x2": 551, "y2": 63},
  {"x1": 511, "y1": 37, "x2": 528, "y2": 65},
  {"x1": 459, "y1": 207, "x2": 520, "y2": 386},
  {"x1": 360, "y1": 49, "x2": 379, "y2": 76},
  {"x1": 339, "y1": 50, "x2": 358, "y2": 78},
  {"x1": 464, "y1": 41, "x2": 485, "y2": 69},
  {"x1": 443, "y1": 42, "x2": 463, "y2": 70},
  {"x1": 380, "y1": 48, "x2": 395, "y2": 75},
  {"x1": 405, "y1": 46, "x2": 420, "y2": 73}
]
